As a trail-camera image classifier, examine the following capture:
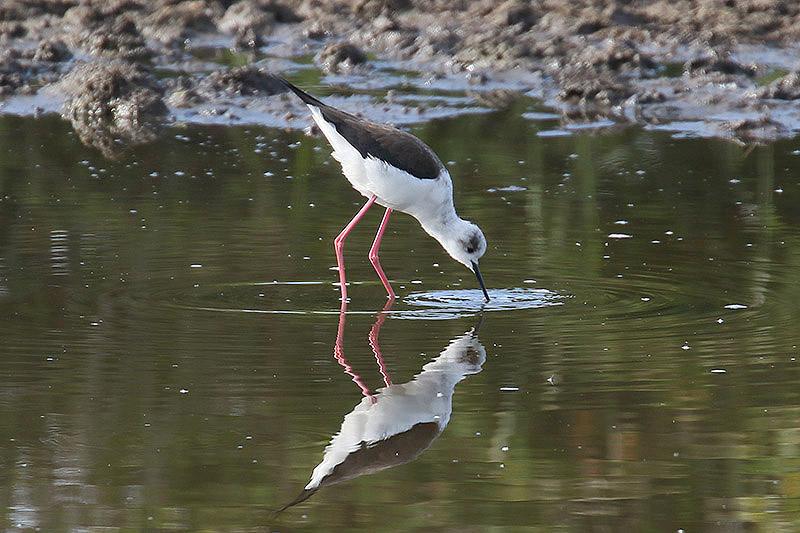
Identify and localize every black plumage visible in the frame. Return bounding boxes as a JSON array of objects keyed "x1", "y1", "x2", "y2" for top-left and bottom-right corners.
[{"x1": 278, "y1": 77, "x2": 444, "y2": 180}]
